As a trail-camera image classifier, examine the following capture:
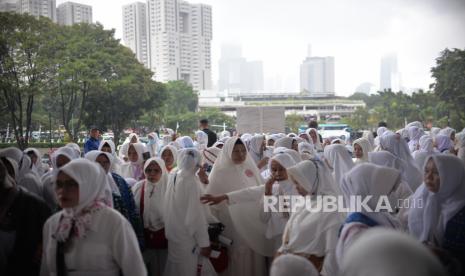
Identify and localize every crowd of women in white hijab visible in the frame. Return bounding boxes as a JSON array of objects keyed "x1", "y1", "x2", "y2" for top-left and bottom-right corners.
[{"x1": 1, "y1": 121, "x2": 465, "y2": 276}]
